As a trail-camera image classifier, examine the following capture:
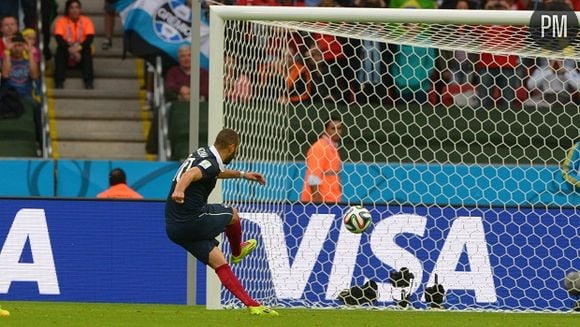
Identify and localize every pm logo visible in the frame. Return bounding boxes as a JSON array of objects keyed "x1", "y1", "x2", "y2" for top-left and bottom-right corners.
[{"x1": 530, "y1": 1, "x2": 579, "y2": 51}]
